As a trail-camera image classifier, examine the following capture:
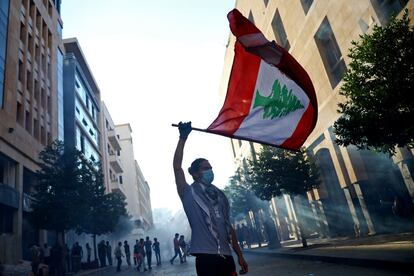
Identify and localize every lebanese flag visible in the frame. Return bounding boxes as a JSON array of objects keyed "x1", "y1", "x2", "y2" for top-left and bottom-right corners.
[{"x1": 207, "y1": 9, "x2": 317, "y2": 150}]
